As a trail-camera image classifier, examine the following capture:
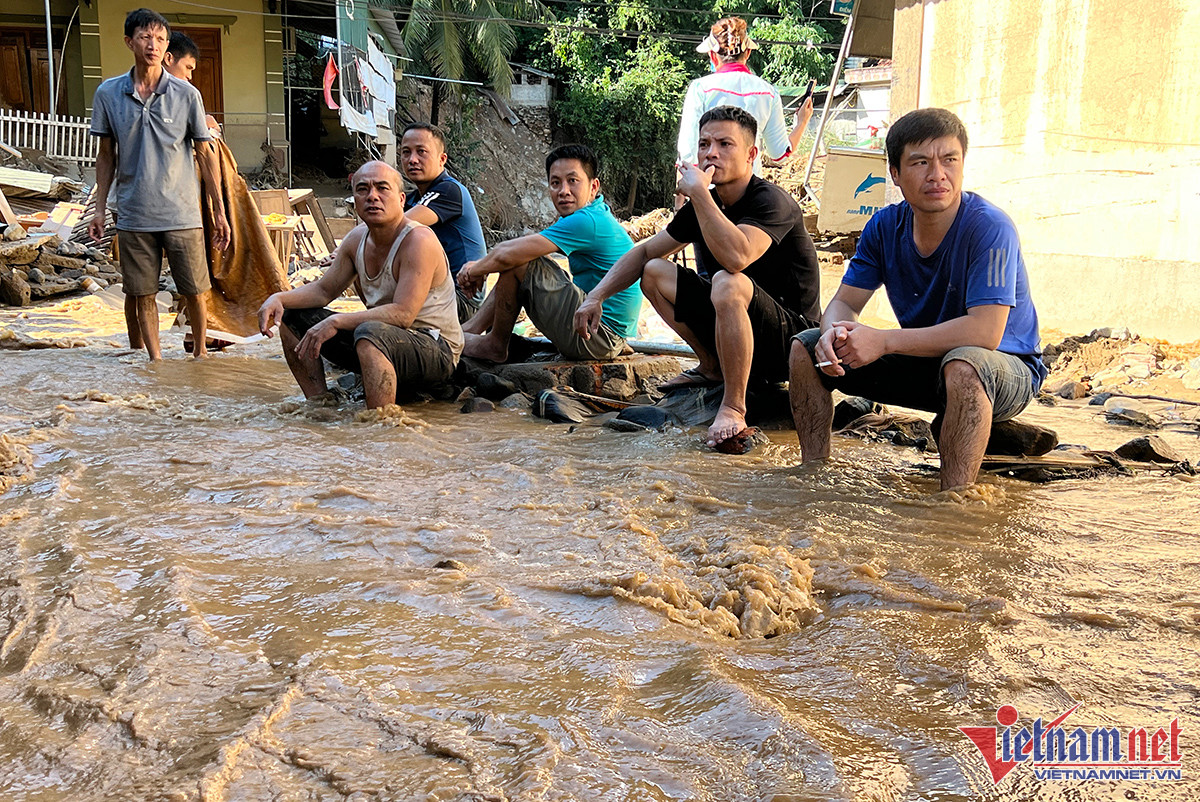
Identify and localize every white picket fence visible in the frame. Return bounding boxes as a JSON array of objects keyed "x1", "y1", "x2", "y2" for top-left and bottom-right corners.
[{"x1": 0, "y1": 108, "x2": 98, "y2": 165}]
